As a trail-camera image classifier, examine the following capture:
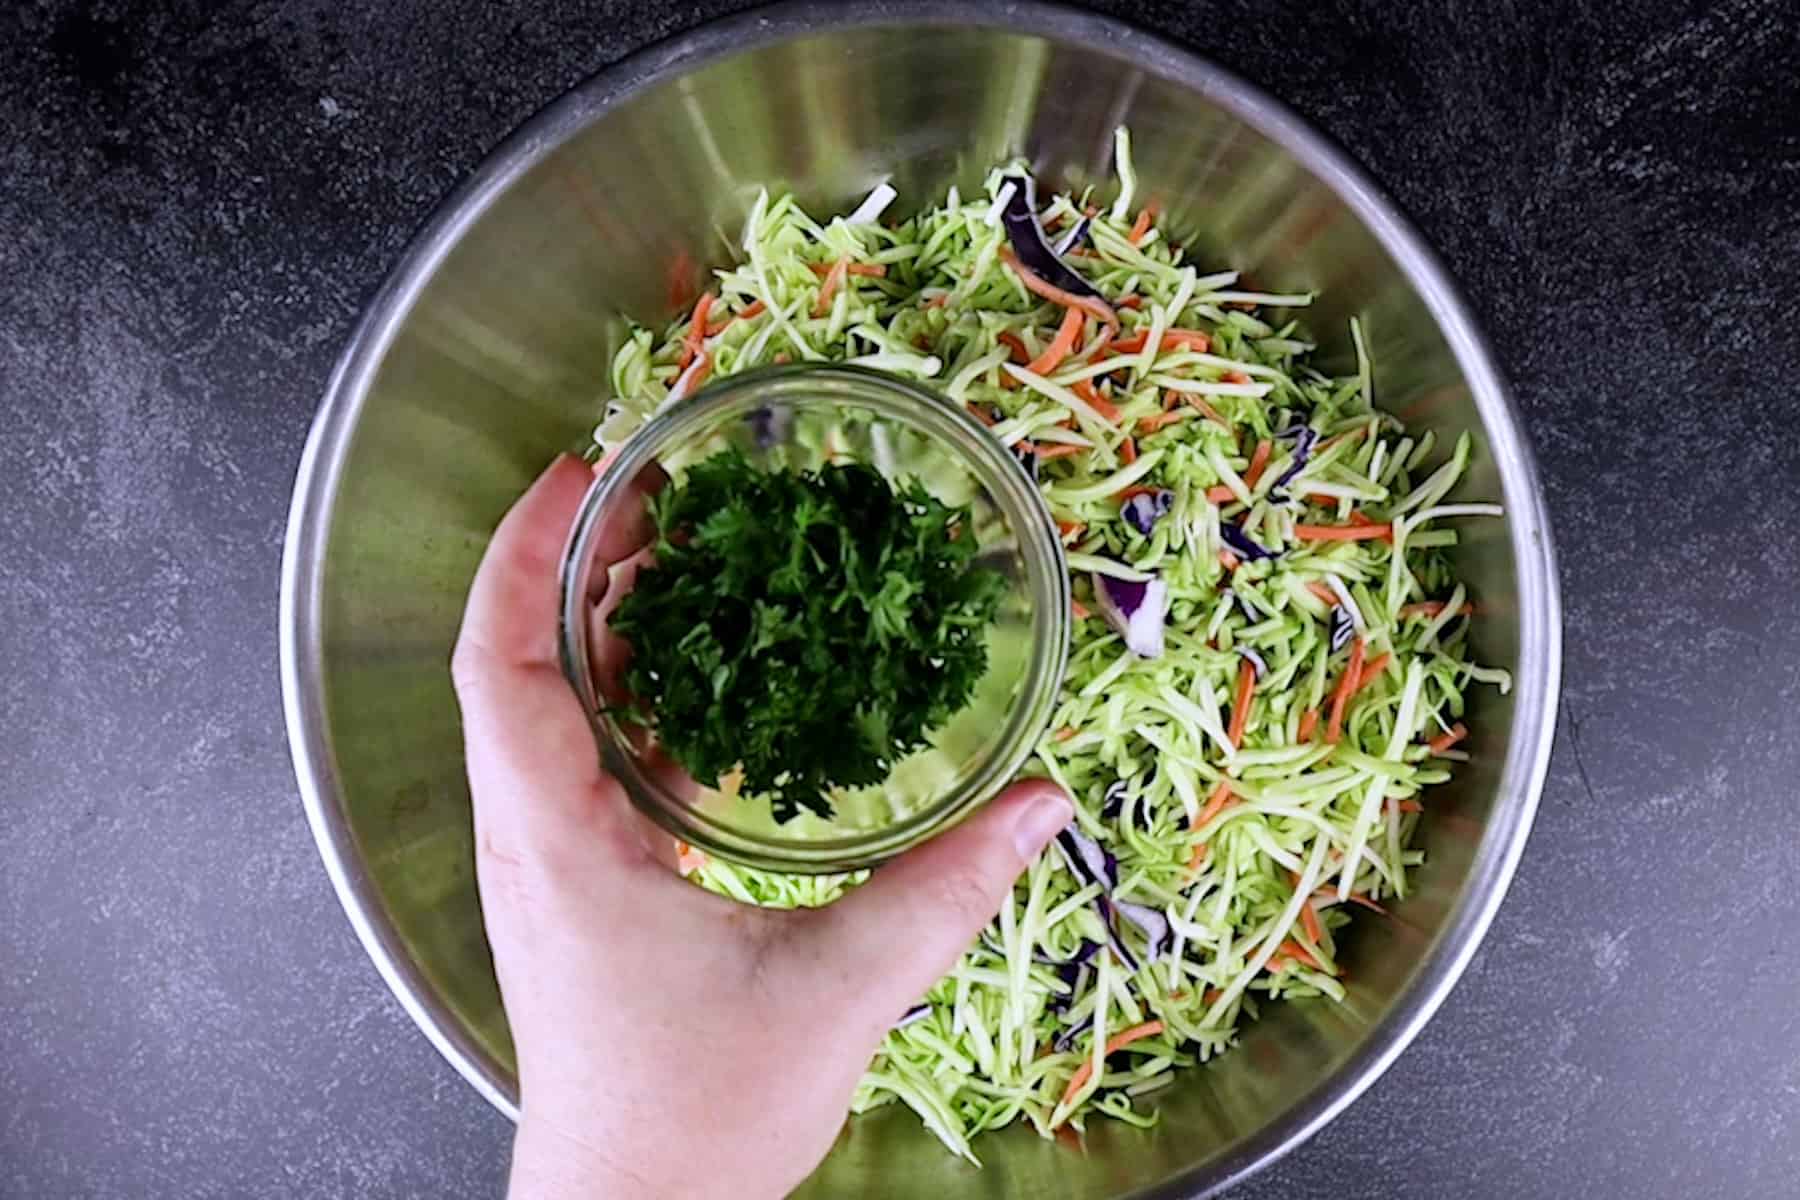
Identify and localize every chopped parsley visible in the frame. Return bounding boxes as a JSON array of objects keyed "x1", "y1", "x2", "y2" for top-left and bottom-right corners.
[{"x1": 610, "y1": 448, "x2": 1006, "y2": 822}]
